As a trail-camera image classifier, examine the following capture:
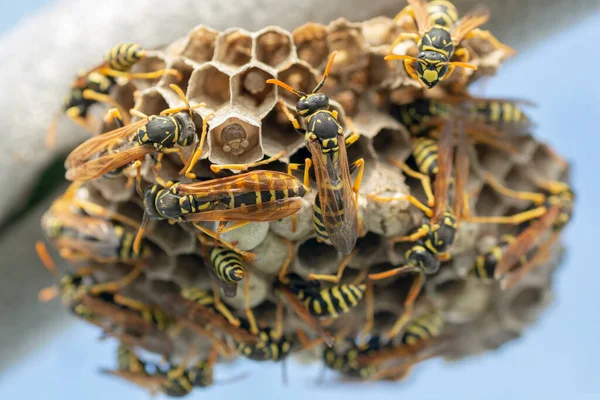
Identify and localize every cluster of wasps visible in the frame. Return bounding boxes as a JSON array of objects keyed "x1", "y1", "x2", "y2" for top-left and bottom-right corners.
[{"x1": 37, "y1": 0, "x2": 574, "y2": 394}]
